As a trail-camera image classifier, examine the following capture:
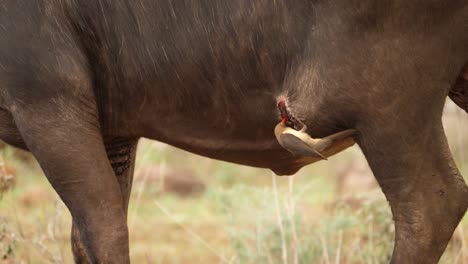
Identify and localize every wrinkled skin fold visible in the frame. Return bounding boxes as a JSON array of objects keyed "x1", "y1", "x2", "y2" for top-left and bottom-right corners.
[{"x1": 0, "y1": 0, "x2": 467, "y2": 263}]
